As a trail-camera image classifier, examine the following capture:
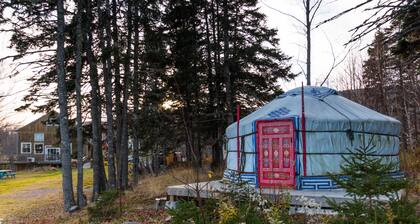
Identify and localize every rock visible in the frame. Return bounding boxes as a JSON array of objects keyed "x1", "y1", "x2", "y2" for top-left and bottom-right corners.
[
  {"x1": 83, "y1": 162, "x2": 91, "y2": 169},
  {"x1": 69, "y1": 205, "x2": 79, "y2": 213}
]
